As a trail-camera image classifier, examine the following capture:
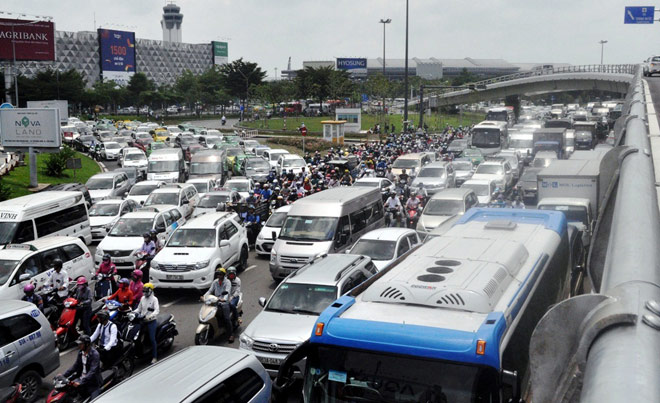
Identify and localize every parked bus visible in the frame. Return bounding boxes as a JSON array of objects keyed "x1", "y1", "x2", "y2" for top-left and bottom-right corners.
[
  {"x1": 0, "y1": 191, "x2": 92, "y2": 245},
  {"x1": 471, "y1": 121, "x2": 509, "y2": 156},
  {"x1": 276, "y1": 208, "x2": 572, "y2": 403}
]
